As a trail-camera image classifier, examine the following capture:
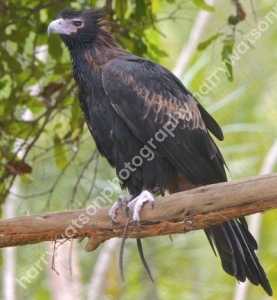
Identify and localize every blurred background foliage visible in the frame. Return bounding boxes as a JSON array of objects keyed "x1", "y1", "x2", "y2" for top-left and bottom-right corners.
[{"x1": 0, "y1": 0, "x2": 277, "y2": 299}]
